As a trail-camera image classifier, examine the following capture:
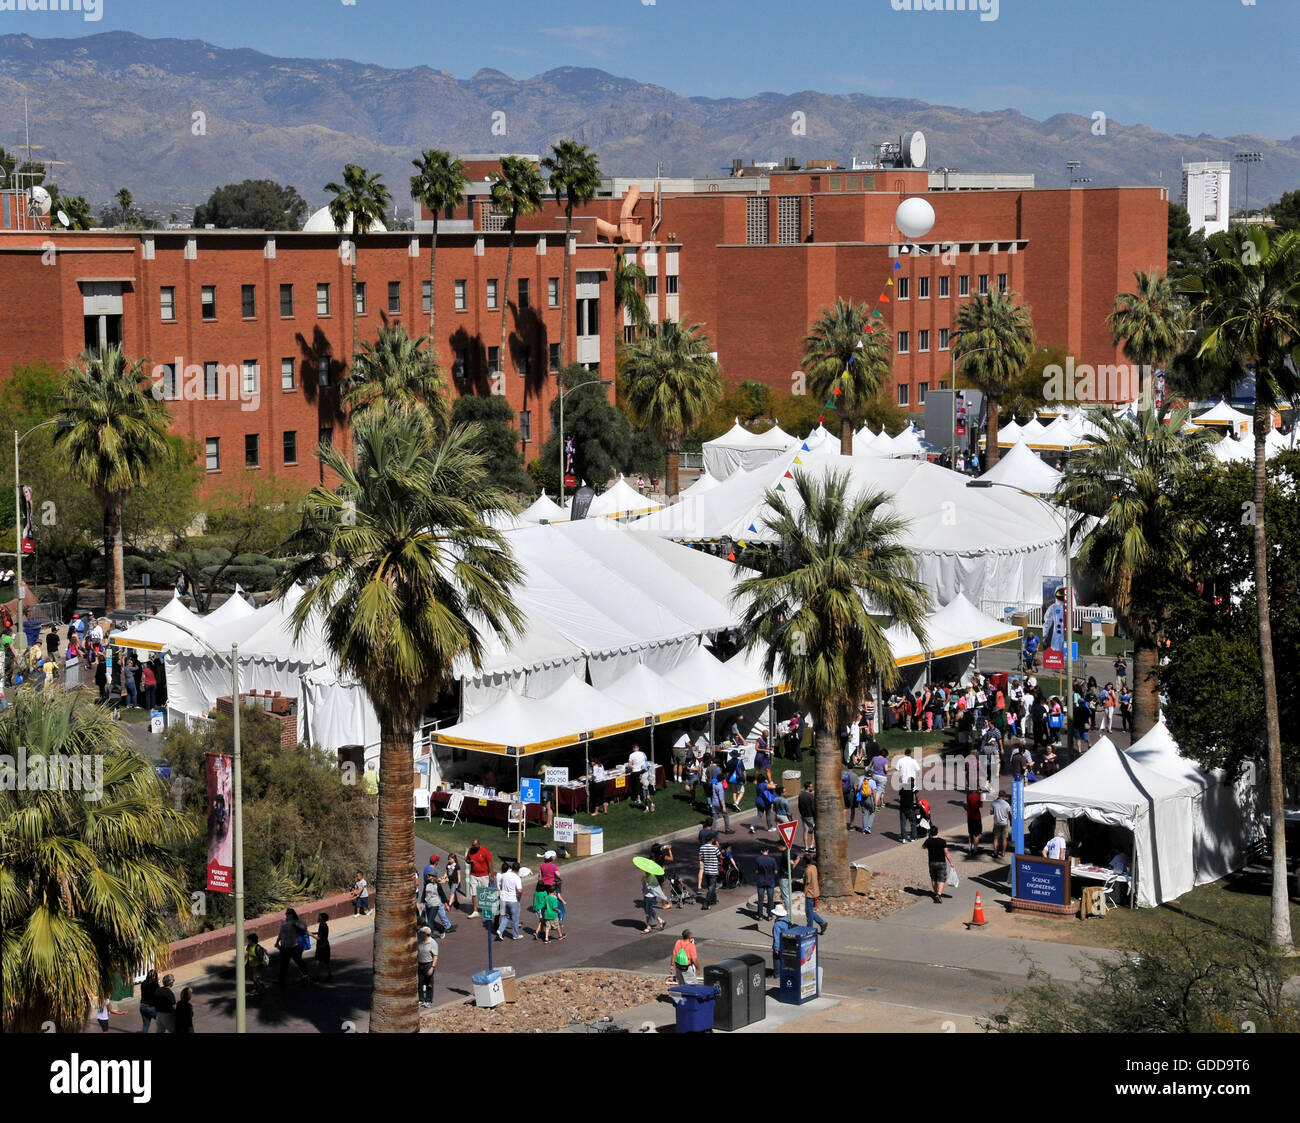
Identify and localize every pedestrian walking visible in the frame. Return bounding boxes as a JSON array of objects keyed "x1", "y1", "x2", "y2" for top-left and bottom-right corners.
[
  {"x1": 857, "y1": 772, "x2": 877, "y2": 834},
  {"x1": 174, "y1": 987, "x2": 195, "y2": 1033},
  {"x1": 797, "y1": 781, "x2": 816, "y2": 850},
  {"x1": 754, "y1": 845, "x2": 778, "y2": 920},
  {"x1": 923, "y1": 827, "x2": 954, "y2": 903},
  {"x1": 311, "y1": 912, "x2": 332, "y2": 980},
  {"x1": 351, "y1": 871, "x2": 371, "y2": 916},
  {"x1": 710, "y1": 769, "x2": 733, "y2": 834},
  {"x1": 537, "y1": 886, "x2": 564, "y2": 942},
  {"x1": 275, "y1": 907, "x2": 313, "y2": 985},
  {"x1": 423, "y1": 869, "x2": 453, "y2": 934},
  {"x1": 153, "y1": 975, "x2": 177, "y2": 1033},
  {"x1": 990, "y1": 791, "x2": 1011, "y2": 859},
  {"x1": 95, "y1": 995, "x2": 124, "y2": 1032},
  {"x1": 465, "y1": 839, "x2": 494, "y2": 918},
  {"x1": 965, "y1": 788, "x2": 983, "y2": 856},
  {"x1": 142, "y1": 661, "x2": 157, "y2": 711},
  {"x1": 495, "y1": 861, "x2": 524, "y2": 940},
  {"x1": 750, "y1": 775, "x2": 777, "y2": 832},
  {"x1": 797, "y1": 852, "x2": 829, "y2": 935},
  {"x1": 445, "y1": 852, "x2": 464, "y2": 910},
  {"x1": 641, "y1": 870, "x2": 668, "y2": 932},
  {"x1": 417, "y1": 927, "x2": 438, "y2": 1007},
  {"x1": 669, "y1": 930, "x2": 699, "y2": 984},
  {"x1": 895, "y1": 748, "x2": 921, "y2": 842},
  {"x1": 138, "y1": 969, "x2": 159, "y2": 1032},
  {"x1": 245, "y1": 933, "x2": 269, "y2": 996},
  {"x1": 698, "y1": 833, "x2": 722, "y2": 909}
]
